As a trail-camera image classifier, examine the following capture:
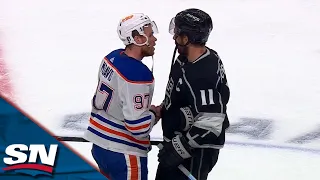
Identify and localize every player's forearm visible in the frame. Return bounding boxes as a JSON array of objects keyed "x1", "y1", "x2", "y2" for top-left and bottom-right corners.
[
  {"x1": 124, "y1": 111, "x2": 156, "y2": 138},
  {"x1": 186, "y1": 112, "x2": 226, "y2": 149}
]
